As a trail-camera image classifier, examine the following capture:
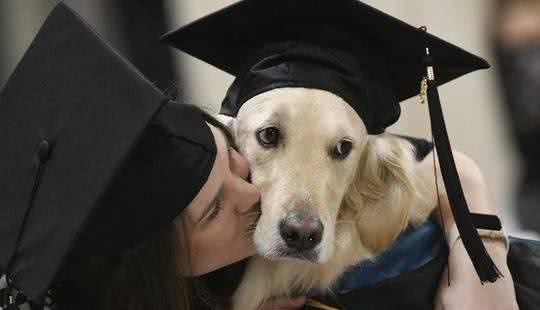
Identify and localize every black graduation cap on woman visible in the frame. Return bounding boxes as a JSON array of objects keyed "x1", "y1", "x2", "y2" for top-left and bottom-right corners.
[
  {"x1": 162, "y1": 0, "x2": 504, "y2": 284},
  {"x1": 0, "y1": 3, "x2": 217, "y2": 306}
]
